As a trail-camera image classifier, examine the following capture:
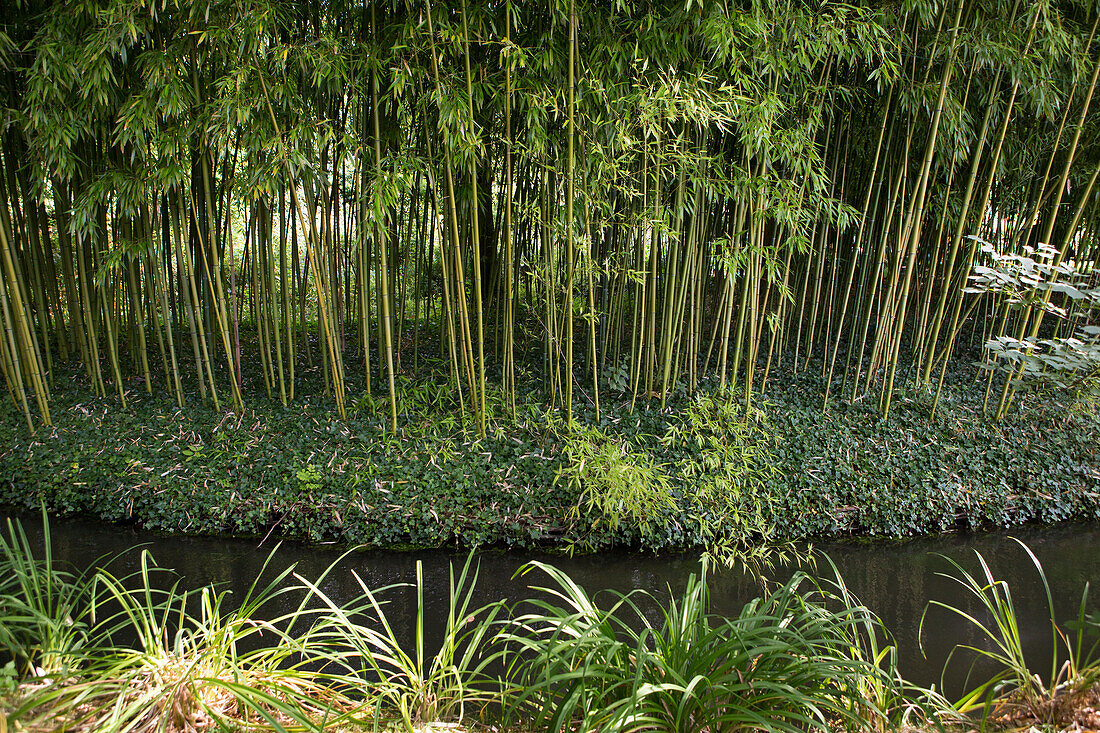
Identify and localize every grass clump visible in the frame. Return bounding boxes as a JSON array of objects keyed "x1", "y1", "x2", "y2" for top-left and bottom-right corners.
[
  {"x1": 298, "y1": 553, "x2": 506, "y2": 730},
  {"x1": 43, "y1": 553, "x2": 353, "y2": 733},
  {"x1": 924, "y1": 538, "x2": 1100, "y2": 731},
  {"x1": 500, "y1": 559, "x2": 907, "y2": 733},
  {"x1": 0, "y1": 515, "x2": 93, "y2": 680},
  {"x1": 2, "y1": 524, "x2": 363, "y2": 732}
]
